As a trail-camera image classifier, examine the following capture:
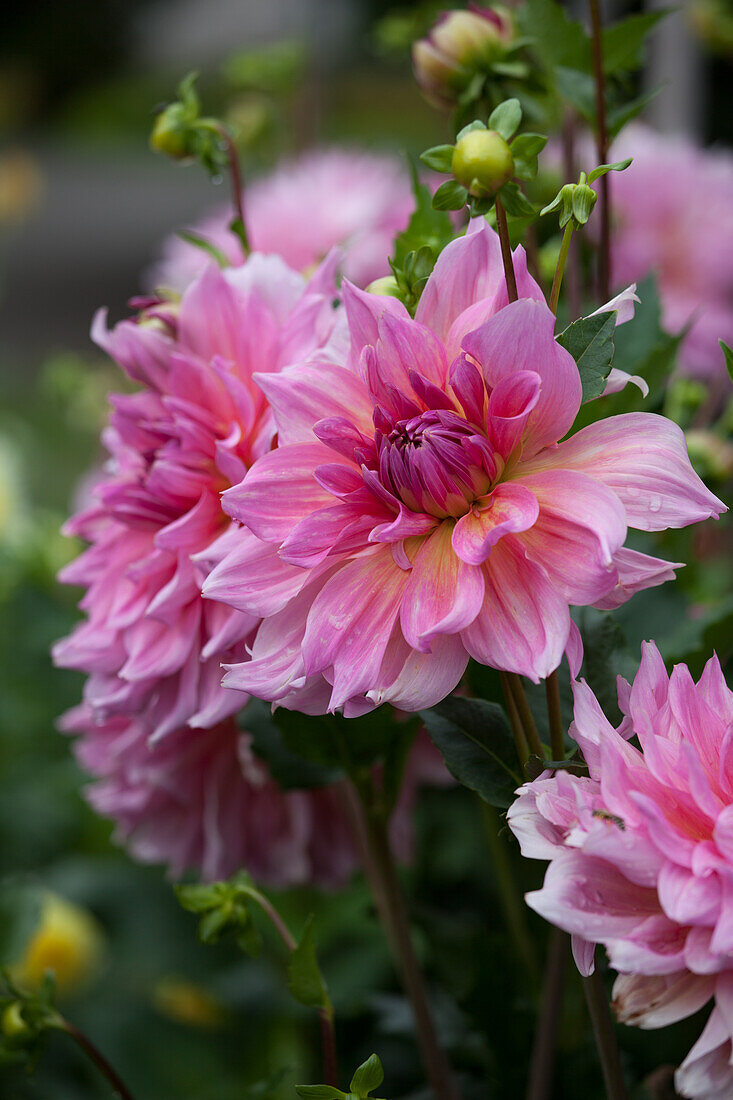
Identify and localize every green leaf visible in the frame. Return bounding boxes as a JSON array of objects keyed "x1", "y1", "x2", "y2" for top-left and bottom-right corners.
[
  {"x1": 235, "y1": 917, "x2": 263, "y2": 958},
  {"x1": 519, "y1": 0, "x2": 590, "y2": 70},
  {"x1": 577, "y1": 611, "x2": 630, "y2": 725},
  {"x1": 557, "y1": 312, "x2": 616, "y2": 402},
  {"x1": 588, "y1": 158, "x2": 632, "y2": 184},
  {"x1": 419, "y1": 144, "x2": 454, "y2": 173},
  {"x1": 174, "y1": 882, "x2": 224, "y2": 913},
  {"x1": 246, "y1": 700, "x2": 342, "y2": 790},
  {"x1": 497, "y1": 181, "x2": 535, "y2": 218},
  {"x1": 488, "y1": 98, "x2": 522, "y2": 142},
  {"x1": 392, "y1": 170, "x2": 453, "y2": 274},
  {"x1": 0, "y1": 884, "x2": 43, "y2": 967},
  {"x1": 350, "y1": 1053, "x2": 384, "y2": 1096},
  {"x1": 509, "y1": 133, "x2": 547, "y2": 181},
  {"x1": 602, "y1": 10, "x2": 668, "y2": 74},
  {"x1": 177, "y1": 231, "x2": 229, "y2": 268},
  {"x1": 720, "y1": 341, "x2": 733, "y2": 381},
  {"x1": 553, "y1": 66, "x2": 595, "y2": 121},
  {"x1": 455, "y1": 119, "x2": 486, "y2": 142},
  {"x1": 420, "y1": 697, "x2": 522, "y2": 808},
  {"x1": 607, "y1": 85, "x2": 662, "y2": 139},
  {"x1": 287, "y1": 916, "x2": 332, "y2": 1011},
  {"x1": 198, "y1": 906, "x2": 230, "y2": 944},
  {"x1": 295, "y1": 1087, "x2": 346, "y2": 1100},
  {"x1": 432, "y1": 180, "x2": 468, "y2": 211}
]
